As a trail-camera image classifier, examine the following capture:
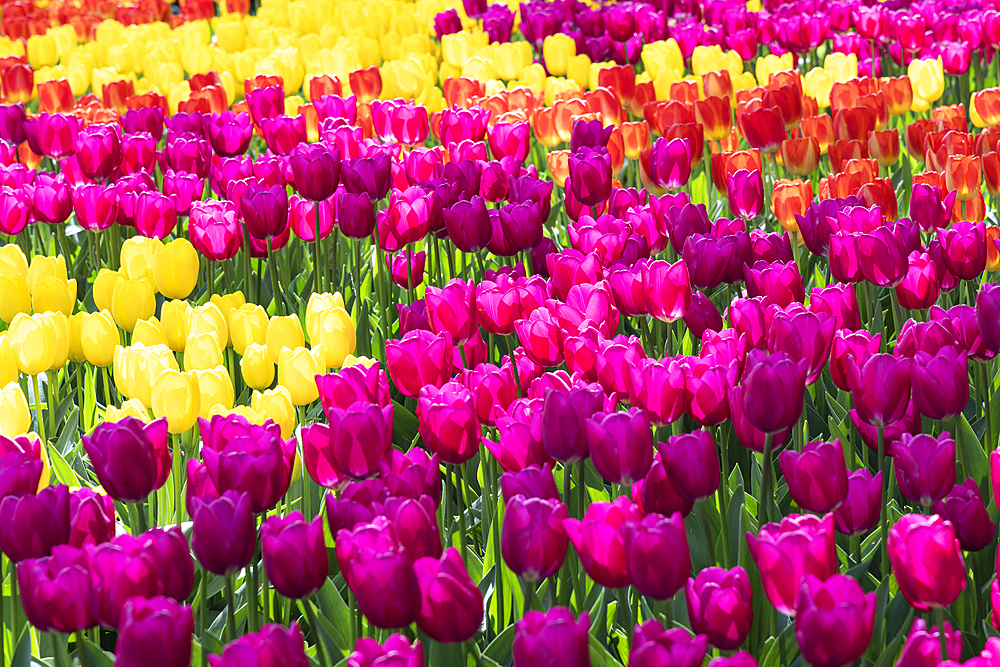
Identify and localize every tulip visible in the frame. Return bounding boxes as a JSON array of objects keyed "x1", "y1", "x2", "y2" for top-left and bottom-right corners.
[
  {"x1": 425, "y1": 279, "x2": 477, "y2": 346},
  {"x1": 584, "y1": 408, "x2": 653, "y2": 486},
  {"x1": 684, "y1": 566, "x2": 754, "y2": 653},
  {"x1": 937, "y1": 221, "x2": 987, "y2": 281},
  {"x1": 115, "y1": 597, "x2": 194, "y2": 667},
  {"x1": 648, "y1": 137, "x2": 692, "y2": 191},
  {"x1": 847, "y1": 353, "x2": 912, "y2": 427},
  {"x1": 336, "y1": 517, "x2": 421, "y2": 629},
  {"x1": 346, "y1": 635, "x2": 424, "y2": 667},
  {"x1": 0, "y1": 434, "x2": 45, "y2": 500},
  {"x1": 208, "y1": 623, "x2": 310, "y2": 667},
  {"x1": 32, "y1": 114, "x2": 80, "y2": 159},
  {"x1": 910, "y1": 345, "x2": 969, "y2": 421},
  {"x1": 88, "y1": 536, "x2": 162, "y2": 628},
  {"x1": 386, "y1": 330, "x2": 454, "y2": 399},
  {"x1": 189, "y1": 200, "x2": 242, "y2": 262},
  {"x1": 320, "y1": 401, "x2": 394, "y2": 480},
  {"x1": 562, "y1": 497, "x2": 640, "y2": 588},
  {"x1": 778, "y1": 440, "x2": 849, "y2": 514},
  {"x1": 896, "y1": 619, "x2": 962, "y2": 667},
  {"x1": 261, "y1": 512, "x2": 328, "y2": 599},
  {"x1": 0, "y1": 484, "x2": 70, "y2": 563},
  {"x1": 833, "y1": 469, "x2": 882, "y2": 536},
  {"x1": 82, "y1": 417, "x2": 170, "y2": 502},
  {"x1": 767, "y1": 308, "x2": 836, "y2": 384},
  {"x1": 416, "y1": 381, "x2": 479, "y2": 465},
  {"x1": 621, "y1": 511, "x2": 690, "y2": 600},
  {"x1": 189, "y1": 490, "x2": 255, "y2": 577},
  {"x1": 411, "y1": 547, "x2": 483, "y2": 643},
  {"x1": 0, "y1": 382, "x2": 29, "y2": 437},
  {"x1": 740, "y1": 350, "x2": 807, "y2": 434},
  {"x1": 502, "y1": 494, "x2": 569, "y2": 581},
  {"x1": 746, "y1": 513, "x2": 837, "y2": 615},
  {"x1": 73, "y1": 124, "x2": 122, "y2": 181},
  {"x1": 629, "y1": 619, "x2": 708, "y2": 667},
  {"x1": 341, "y1": 154, "x2": 392, "y2": 201},
  {"x1": 658, "y1": 429, "x2": 720, "y2": 501},
  {"x1": 888, "y1": 514, "x2": 966, "y2": 612},
  {"x1": 539, "y1": 386, "x2": 604, "y2": 464},
  {"x1": 277, "y1": 347, "x2": 323, "y2": 405},
  {"x1": 512, "y1": 608, "x2": 590, "y2": 667},
  {"x1": 443, "y1": 196, "x2": 491, "y2": 253},
  {"x1": 892, "y1": 432, "x2": 956, "y2": 507},
  {"x1": 241, "y1": 185, "x2": 289, "y2": 240},
  {"x1": 568, "y1": 147, "x2": 612, "y2": 206},
  {"x1": 18, "y1": 545, "x2": 96, "y2": 633},
  {"x1": 932, "y1": 478, "x2": 994, "y2": 552},
  {"x1": 72, "y1": 184, "x2": 119, "y2": 233},
  {"x1": 794, "y1": 574, "x2": 876, "y2": 667},
  {"x1": 198, "y1": 414, "x2": 294, "y2": 513},
  {"x1": 727, "y1": 169, "x2": 764, "y2": 220},
  {"x1": 742, "y1": 107, "x2": 786, "y2": 153},
  {"x1": 205, "y1": 111, "x2": 253, "y2": 157}
]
